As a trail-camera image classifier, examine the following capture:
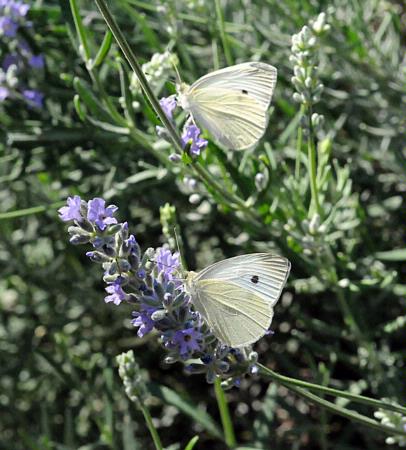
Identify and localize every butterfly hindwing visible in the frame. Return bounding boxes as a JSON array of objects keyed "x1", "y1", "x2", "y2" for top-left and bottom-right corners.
[
  {"x1": 192, "y1": 279, "x2": 273, "y2": 347},
  {"x1": 188, "y1": 87, "x2": 267, "y2": 150},
  {"x1": 189, "y1": 253, "x2": 290, "y2": 347}
]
